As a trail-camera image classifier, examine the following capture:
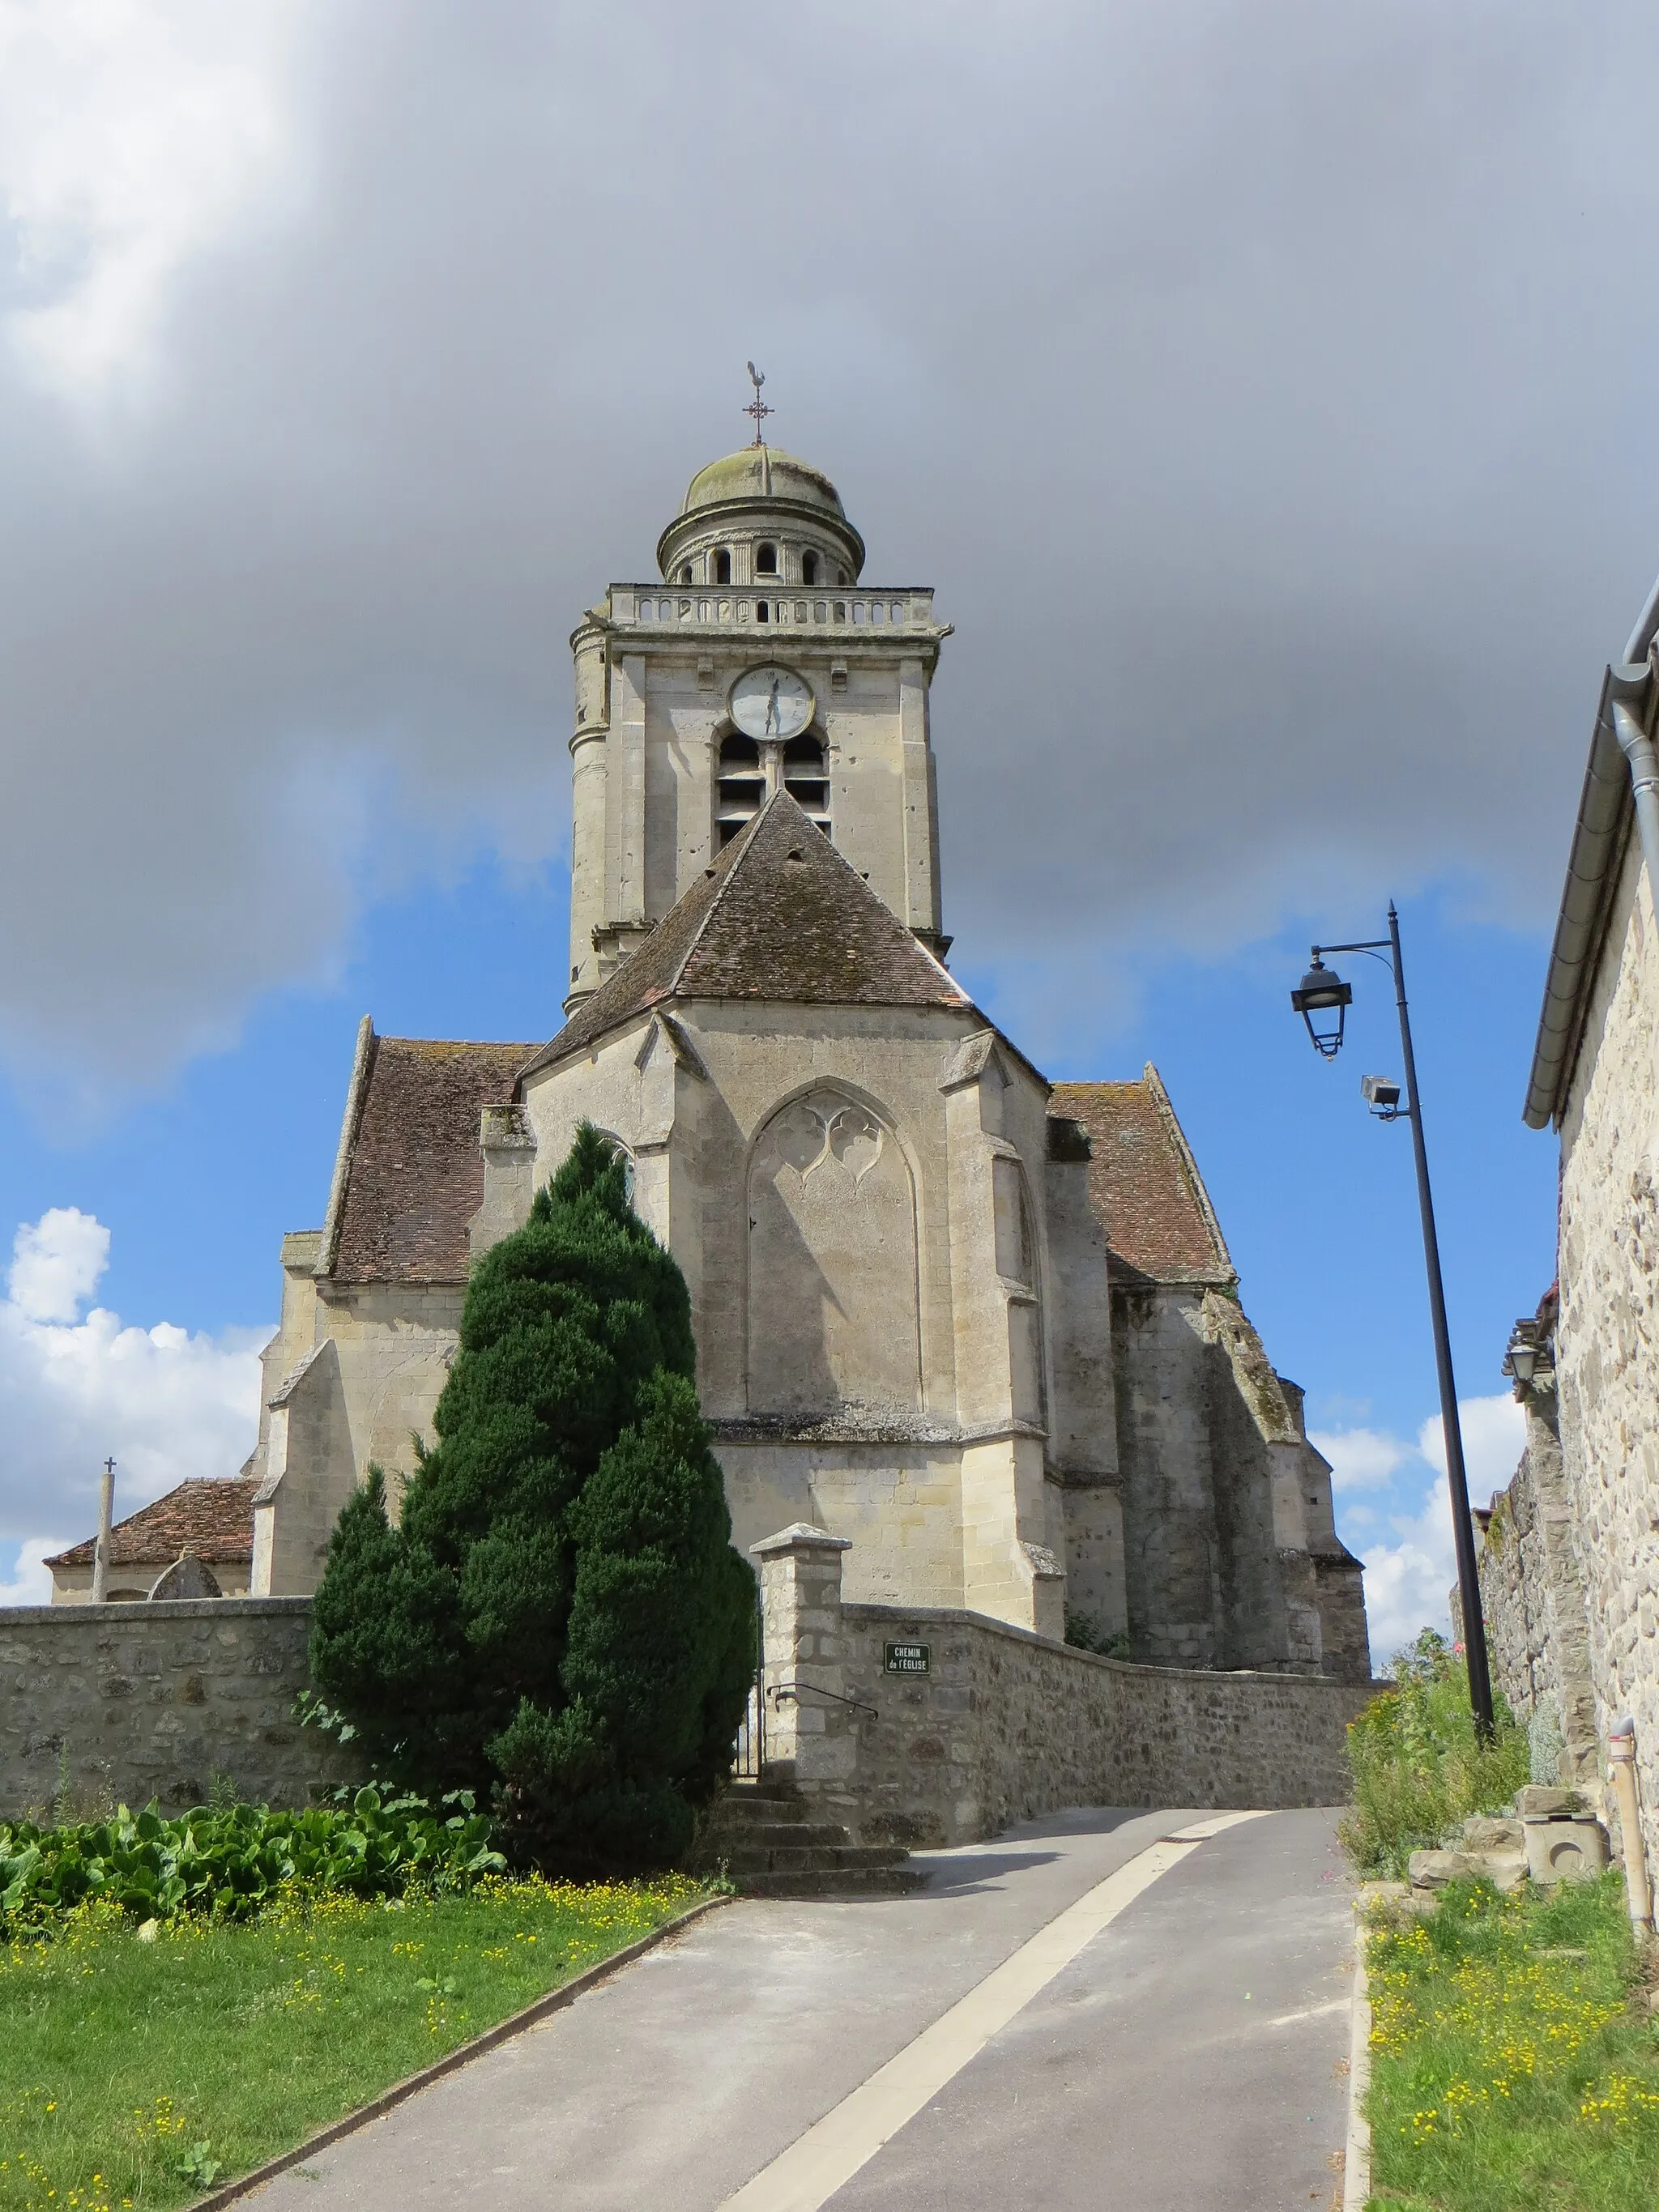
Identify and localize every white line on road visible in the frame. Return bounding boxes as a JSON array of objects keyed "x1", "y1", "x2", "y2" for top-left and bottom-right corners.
[
  {"x1": 718, "y1": 1811, "x2": 1271, "y2": 2212},
  {"x1": 1265, "y1": 1997, "x2": 1349, "y2": 2028}
]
